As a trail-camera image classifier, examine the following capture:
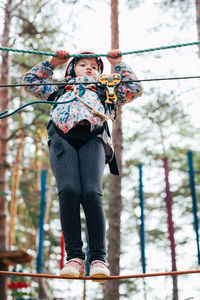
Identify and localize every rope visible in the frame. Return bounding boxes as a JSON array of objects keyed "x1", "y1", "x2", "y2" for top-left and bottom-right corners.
[
  {"x1": 0, "y1": 99, "x2": 76, "y2": 119},
  {"x1": 0, "y1": 269, "x2": 200, "y2": 280},
  {"x1": 1, "y1": 75, "x2": 200, "y2": 89},
  {"x1": 1, "y1": 41, "x2": 200, "y2": 57},
  {"x1": 1, "y1": 75, "x2": 200, "y2": 119}
]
